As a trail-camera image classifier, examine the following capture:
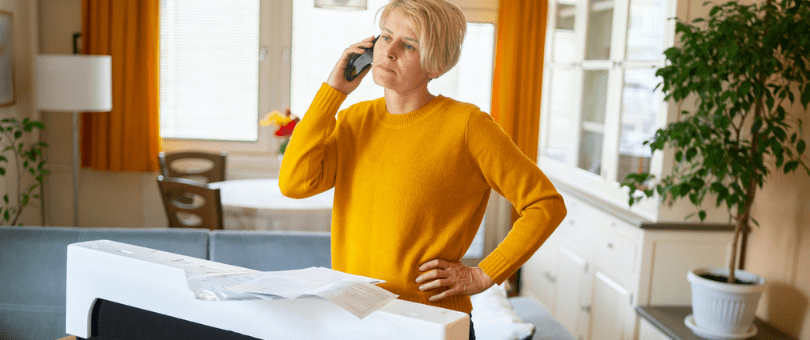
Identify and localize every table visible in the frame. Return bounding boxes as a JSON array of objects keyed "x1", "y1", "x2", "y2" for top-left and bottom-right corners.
[{"x1": 209, "y1": 178, "x2": 334, "y2": 232}]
